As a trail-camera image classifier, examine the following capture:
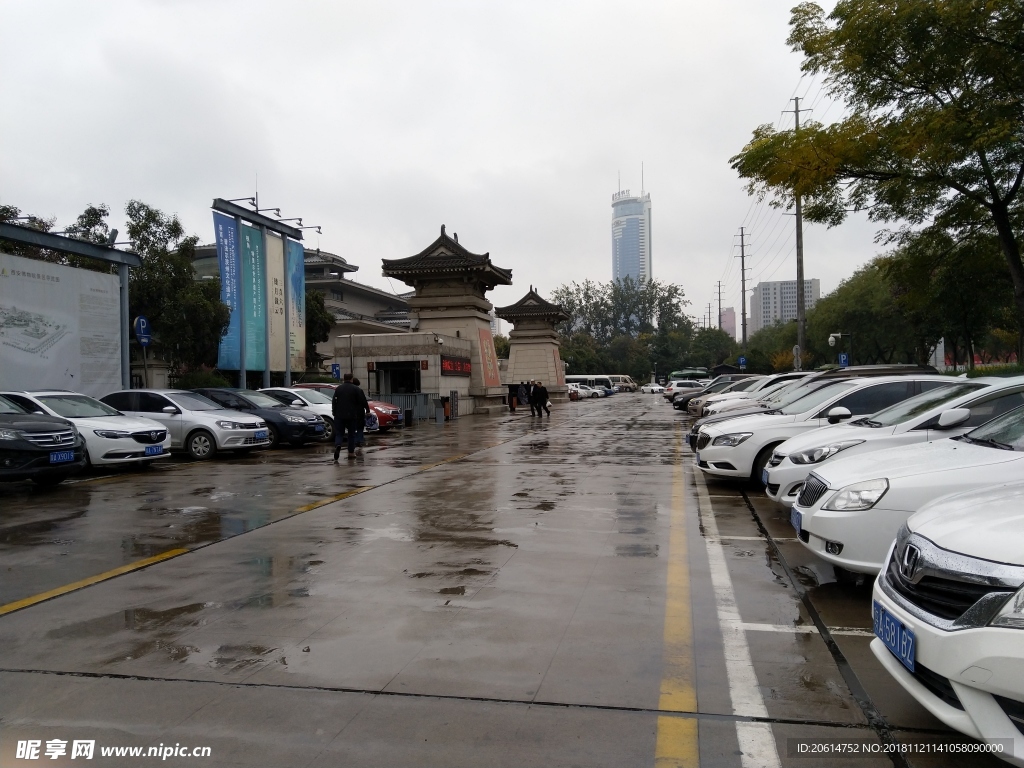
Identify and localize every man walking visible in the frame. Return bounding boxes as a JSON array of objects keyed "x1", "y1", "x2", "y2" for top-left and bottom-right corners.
[
  {"x1": 332, "y1": 373, "x2": 369, "y2": 461},
  {"x1": 527, "y1": 381, "x2": 539, "y2": 417},
  {"x1": 352, "y1": 377, "x2": 370, "y2": 453},
  {"x1": 518, "y1": 382, "x2": 530, "y2": 417},
  {"x1": 534, "y1": 380, "x2": 550, "y2": 416}
]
